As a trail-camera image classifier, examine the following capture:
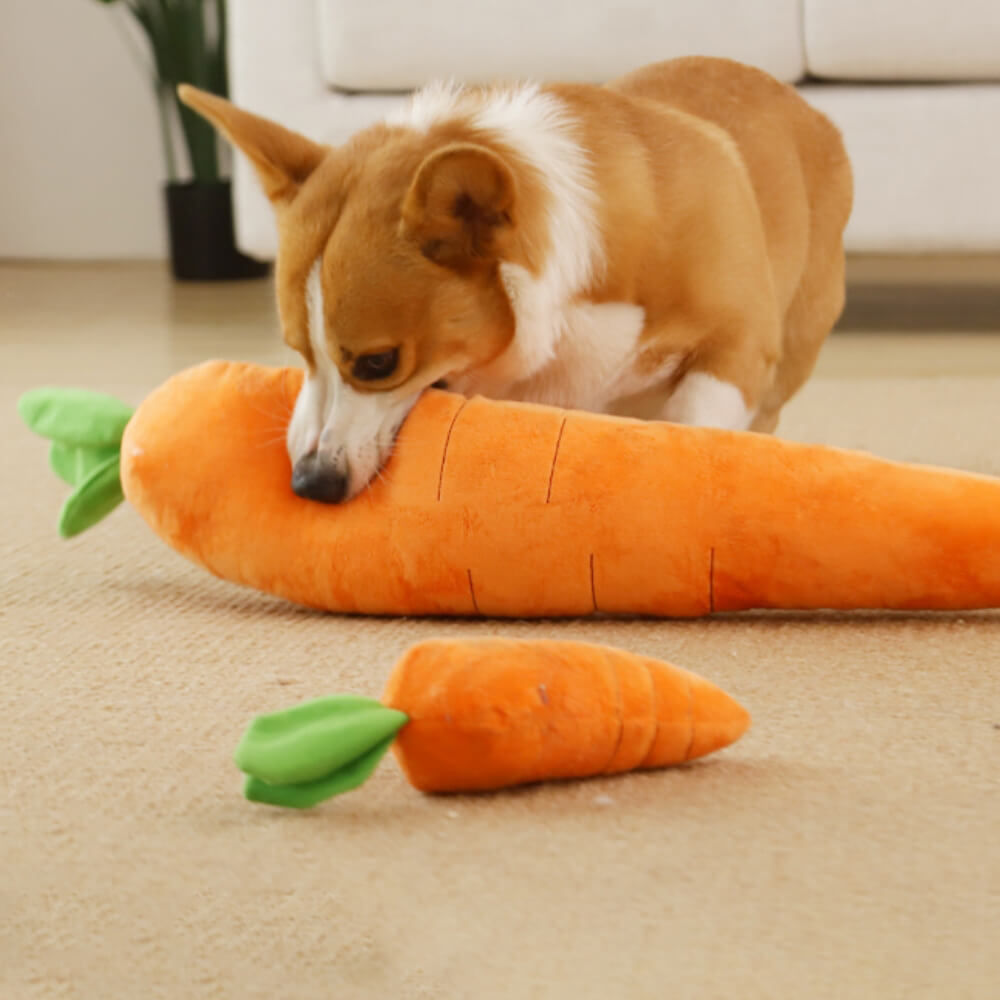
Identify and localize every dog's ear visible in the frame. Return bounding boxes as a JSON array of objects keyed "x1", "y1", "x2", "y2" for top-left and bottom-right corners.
[
  {"x1": 401, "y1": 143, "x2": 517, "y2": 268},
  {"x1": 177, "y1": 85, "x2": 326, "y2": 204}
]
